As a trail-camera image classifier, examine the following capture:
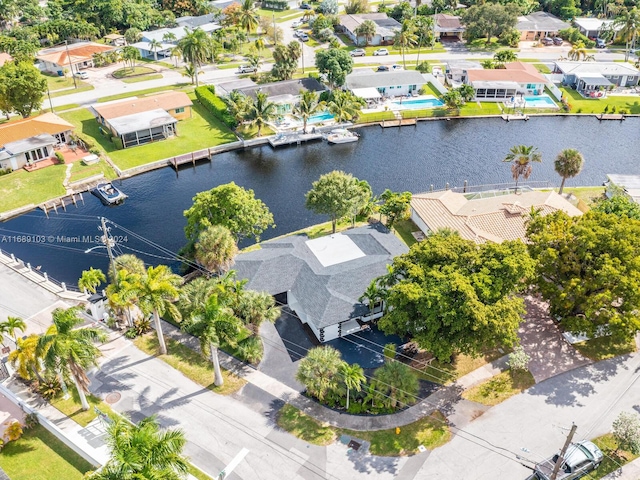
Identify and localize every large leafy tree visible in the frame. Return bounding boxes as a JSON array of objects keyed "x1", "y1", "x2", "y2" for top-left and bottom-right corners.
[
  {"x1": 502, "y1": 145, "x2": 542, "y2": 191},
  {"x1": 526, "y1": 210, "x2": 640, "y2": 341},
  {"x1": 615, "y1": 7, "x2": 640, "y2": 61},
  {"x1": 315, "y1": 48, "x2": 354, "y2": 88},
  {"x1": 296, "y1": 346, "x2": 345, "y2": 401},
  {"x1": 305, "y1": 170, "x2": 372, "y2": 234},
  {"x1": 194, "y1": 224, "x2": 238, "y2": 274},
  {"x1": 293, "y1": 90, "x2": 321, "y2": 133},
  {"x1": 493, "y1": 49, "x2": 517, "y2": 65},
  {"x1": 91, "y1": 415, "x2": 189, "y2": 480},
  {"x1": 245, "y1": 91, "x2": 277, "y2": 136},
  {"x1": 368, "y1": 361, "x2": 418, "y2": 410},
  {"x1": 184, "y1": 182, "x2": 274, "y2": 243},
  {"x1": 37, "y1": 307, "x2": 107, "y2": 410},
  {"x1": 78, "y1": 267, "x2": 106, "y2": 294},
  {"x1": 327, "y1": 90, "x2": 364, "y2": 122},
  {"x1": 378, "y1": 189, "x2": 412, "y2": 229},
  {"x1": 461, "y1": 3, "x2": 519, "y2": 42},
  {"x1": 378, "y1": 230, "x2": 534, "y2": 361},
  {"x1": 271, "y1": 42, "x2": 300, "y2": 81},
  {"x1": 0, "y1": 61, "x2": 46, "y2": 118},
  {"x1": 554, "y1": 149, "x2": 584, "y2": 194},
  {"x1": 593, "y1": 194, "x2": 640, "y2": 220}
]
